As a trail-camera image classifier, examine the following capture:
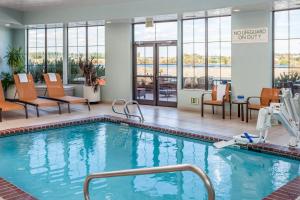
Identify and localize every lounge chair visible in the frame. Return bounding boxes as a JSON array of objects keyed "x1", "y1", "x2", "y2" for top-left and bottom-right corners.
[
  {"x1": 0, "y1": 81, "x2": 28, "y2": 122},
  {"x1": 201, "y1": 83, "x2": 231, "y2": 119},
  {"x1": 246, "y1": 88, "x2": 280, "y2": 122},
  {"x1": 43, "y1": 73, "x2": 90, "y2": 112},
  {"x1": 13, "y1": 74, "x2": 62, "y2": 117}
]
